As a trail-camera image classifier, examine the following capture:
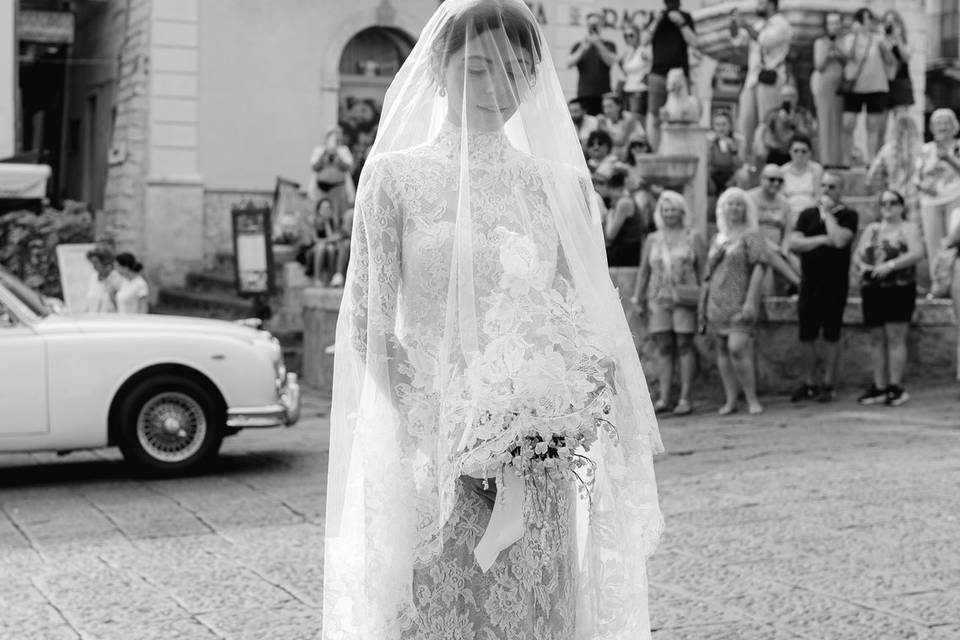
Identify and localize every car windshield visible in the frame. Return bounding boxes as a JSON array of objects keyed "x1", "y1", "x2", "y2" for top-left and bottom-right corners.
[{"x1": 0, "y1": 267, "x2": 52, "y2": 318}]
